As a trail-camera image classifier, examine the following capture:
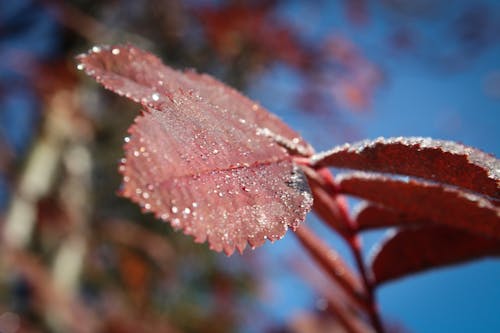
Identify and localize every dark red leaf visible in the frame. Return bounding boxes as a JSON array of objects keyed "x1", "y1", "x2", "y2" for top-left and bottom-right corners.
[
  {"x1": 312, "y1": 137, "x2": 500, "y2": 199},
  {"x1": 371, "y1": 225, "x2": 500, "y2": 285},
  {"x1": 77, "y1": 44, "x2": 314, "y2": 255},
  {"x1": 337, "y1": 172, "x2": 500, "y2": 239},
  {"x1": 354, "y1": 202, "x2": 431, "y2": 231}
]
